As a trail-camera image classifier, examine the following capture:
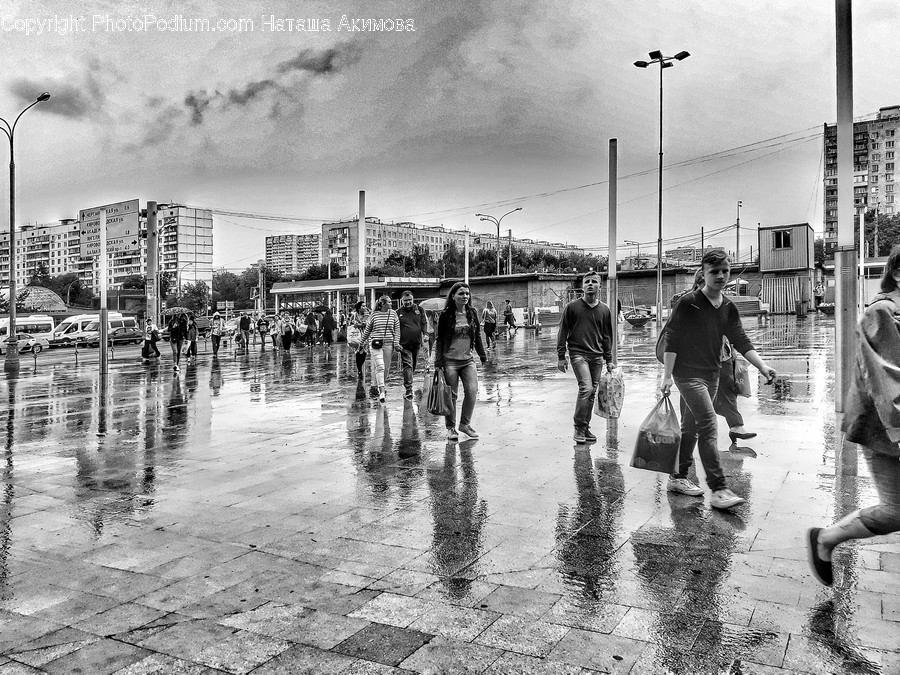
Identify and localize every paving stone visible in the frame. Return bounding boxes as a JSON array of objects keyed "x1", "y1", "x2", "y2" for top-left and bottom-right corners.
[
  {"x1": 482, "y1": 652, "x2": 584, "y2": 674},
  {"x1": 474, "y1": 615, "x2": 570, "y2": 657},
  {"x1": 408, "y1": 602, "x2": 500, "y2": 641},
  {"x1": 111, "y1": 652, "x2": 219, "y2": 673},
  {"x1": 548, "y1": 628, "x2": 645, "y2": 673},
  {"x1": 41, "y1": 638, "x2": 149, "y2": 674},
  {"x1": 475, "y1": 586, "x2": 561, "y2": 621},
  {"x1": 220, "y1": 601, "x2": 370, "y2": 649},
  {"x1": 248, "y1": 644, "x2": 356, "y2": 674},
  {"x1": 73, "y1": 602, "x2": 168, "y2": 637},
  {"x1": 333, "y1": 623, "x2": 433, "y2": 667},
  {"x1": 348, "y1": 593, "x2": 435, "y2": 628},
  {"x1": 399, "y1": 637, "x2": 502, "y2": 673}
]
